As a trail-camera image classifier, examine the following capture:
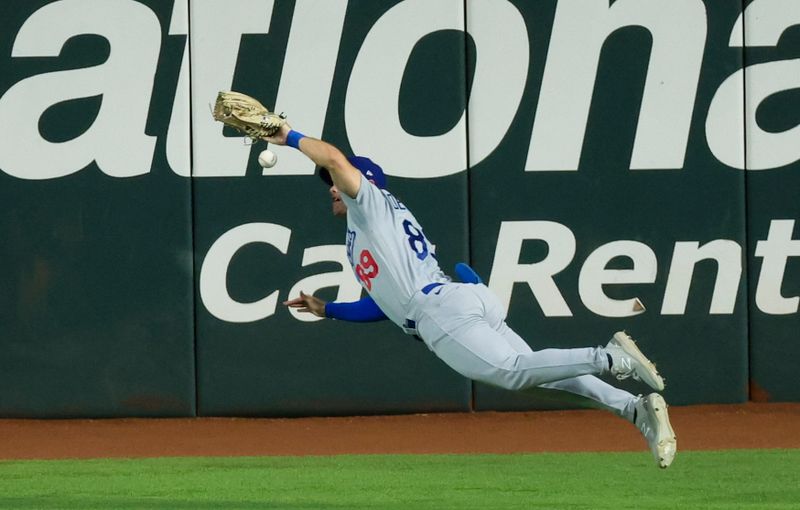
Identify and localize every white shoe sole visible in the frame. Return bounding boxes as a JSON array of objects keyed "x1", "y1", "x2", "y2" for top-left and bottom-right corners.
[
  {"x1": 647, "y1": 394, "x2": 677, "y2": 469},
  {"x1": 612, "y1": 331, "x2": 665, "y2": 392}
]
